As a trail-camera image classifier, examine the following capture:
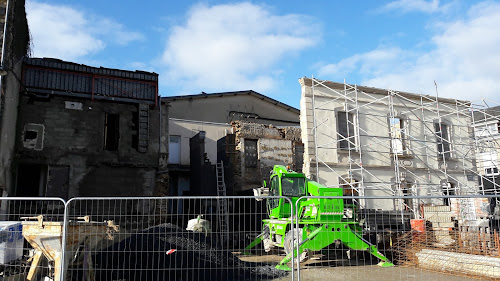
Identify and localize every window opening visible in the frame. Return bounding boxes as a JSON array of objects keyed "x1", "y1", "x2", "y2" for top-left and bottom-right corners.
[
  {"x1": 485, "y1": 167, "x2": 499, "y2": 176},
  {"x1": 401, "y1": 183, "x2": 413, "y2": 211},
  {"x1": 337, "y1": 111, "x2": 355, "y2": 150},
  {"x1": 24, "y1": 130, "x2": 38, "y2": 141},
  {"x1": 434, "y1": 122, "x2": 451, "y2": 159},
  {"x1": 340, "y1": 177, "x2": 359, "y2": 208},
  {"x1": 244, "y1": 139, "x2": 258, "y2": 167},
  {"x1": 442, "y1": 182, "x2": 455, "y2": 206},
  {"x1": 390, "y1": 117, "x2": 408, "y2": 155},
  {"x1": 104, "y1": 113, "x2": 120, "y2": 151}
]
